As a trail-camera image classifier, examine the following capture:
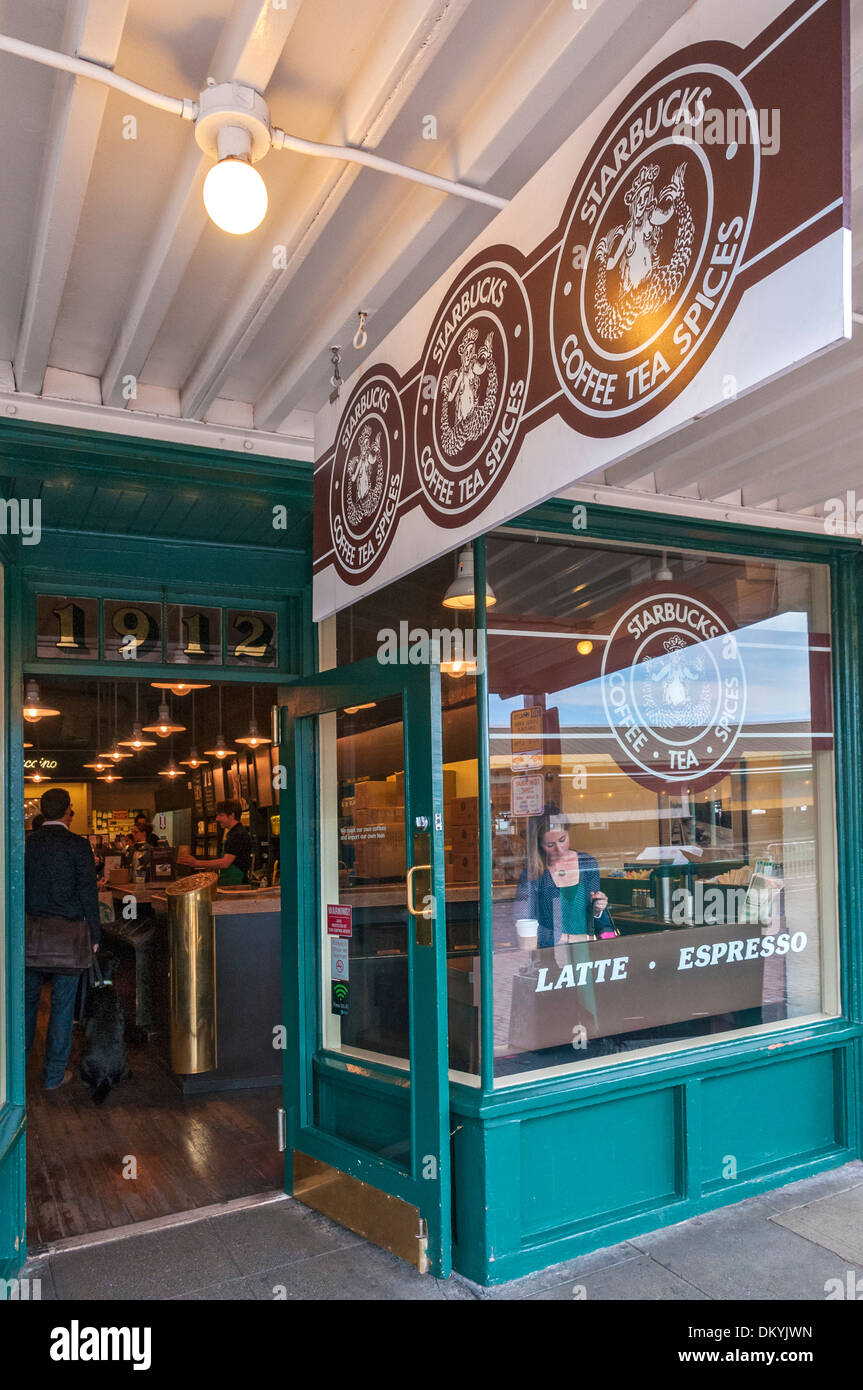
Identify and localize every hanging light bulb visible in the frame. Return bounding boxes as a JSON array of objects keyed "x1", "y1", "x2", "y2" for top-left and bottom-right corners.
[
  {"x1": 159, "y1": 737, "x2": 184, "y2": 779},
  {"x1": 204, "y1": 733, "x2": 233, "y2": 760},
  {"x1": 204, "y1": 685, "x2": 234, "y2": 758},
  {"x1": 235, "y1": 687, "x2": 271, "y2": 747},
  {"x1": 441, "y1": 547, "x2": 496, "y2": 610},
  {"x1": 100, "y1": 682, "x2": 132, "y2": 759},
  {"x1": 143, "y1": 700, "x2": 186, "y2": 738},
  {"x1": 203, "y1": 123, "x2": 268, "y2": 235},
  {"x1": 180, "y1": 690, "x2": 208, "y2": 767},
  {"x1": 121, "y1": 684, "x2": 157, "y2": 748},
  {"x1": 23, "y1": 742, "x2": 33, "y2": 749},
  {"x1": 23, "y1": 680, "x2": 61, "y2": 722},
  {"x1": 26, "y1": 769, "x2": 46, "y2": 783},
  {"x1": 98, "y1": 771, "x2": 123, "y2": 783},
  {"x1": 121, "y1": 722, "x2": 157, "y2": 750},
  {"x1": 151, "y1": 681, "x2": 211, "y2": 697}
]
